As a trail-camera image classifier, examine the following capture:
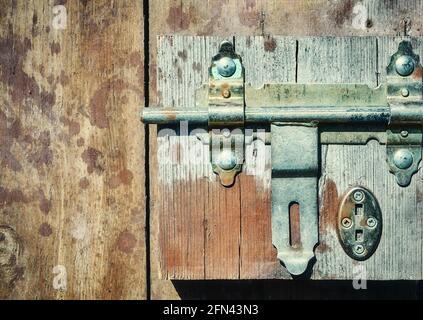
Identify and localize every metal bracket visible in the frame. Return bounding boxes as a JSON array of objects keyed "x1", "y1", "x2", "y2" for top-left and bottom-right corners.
[
  {"x1": 208, "y1": 41, "x2": 245, "y2": 186},
  {"x1": 386, "y1": 41, "x2": 423, "y2": 186},
  {"x1": 271, "y1": 124, "x2": 319, "y2": 275},
  {"x1": 142, "y1": 40, "x2": 423, "y2": 276}
]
